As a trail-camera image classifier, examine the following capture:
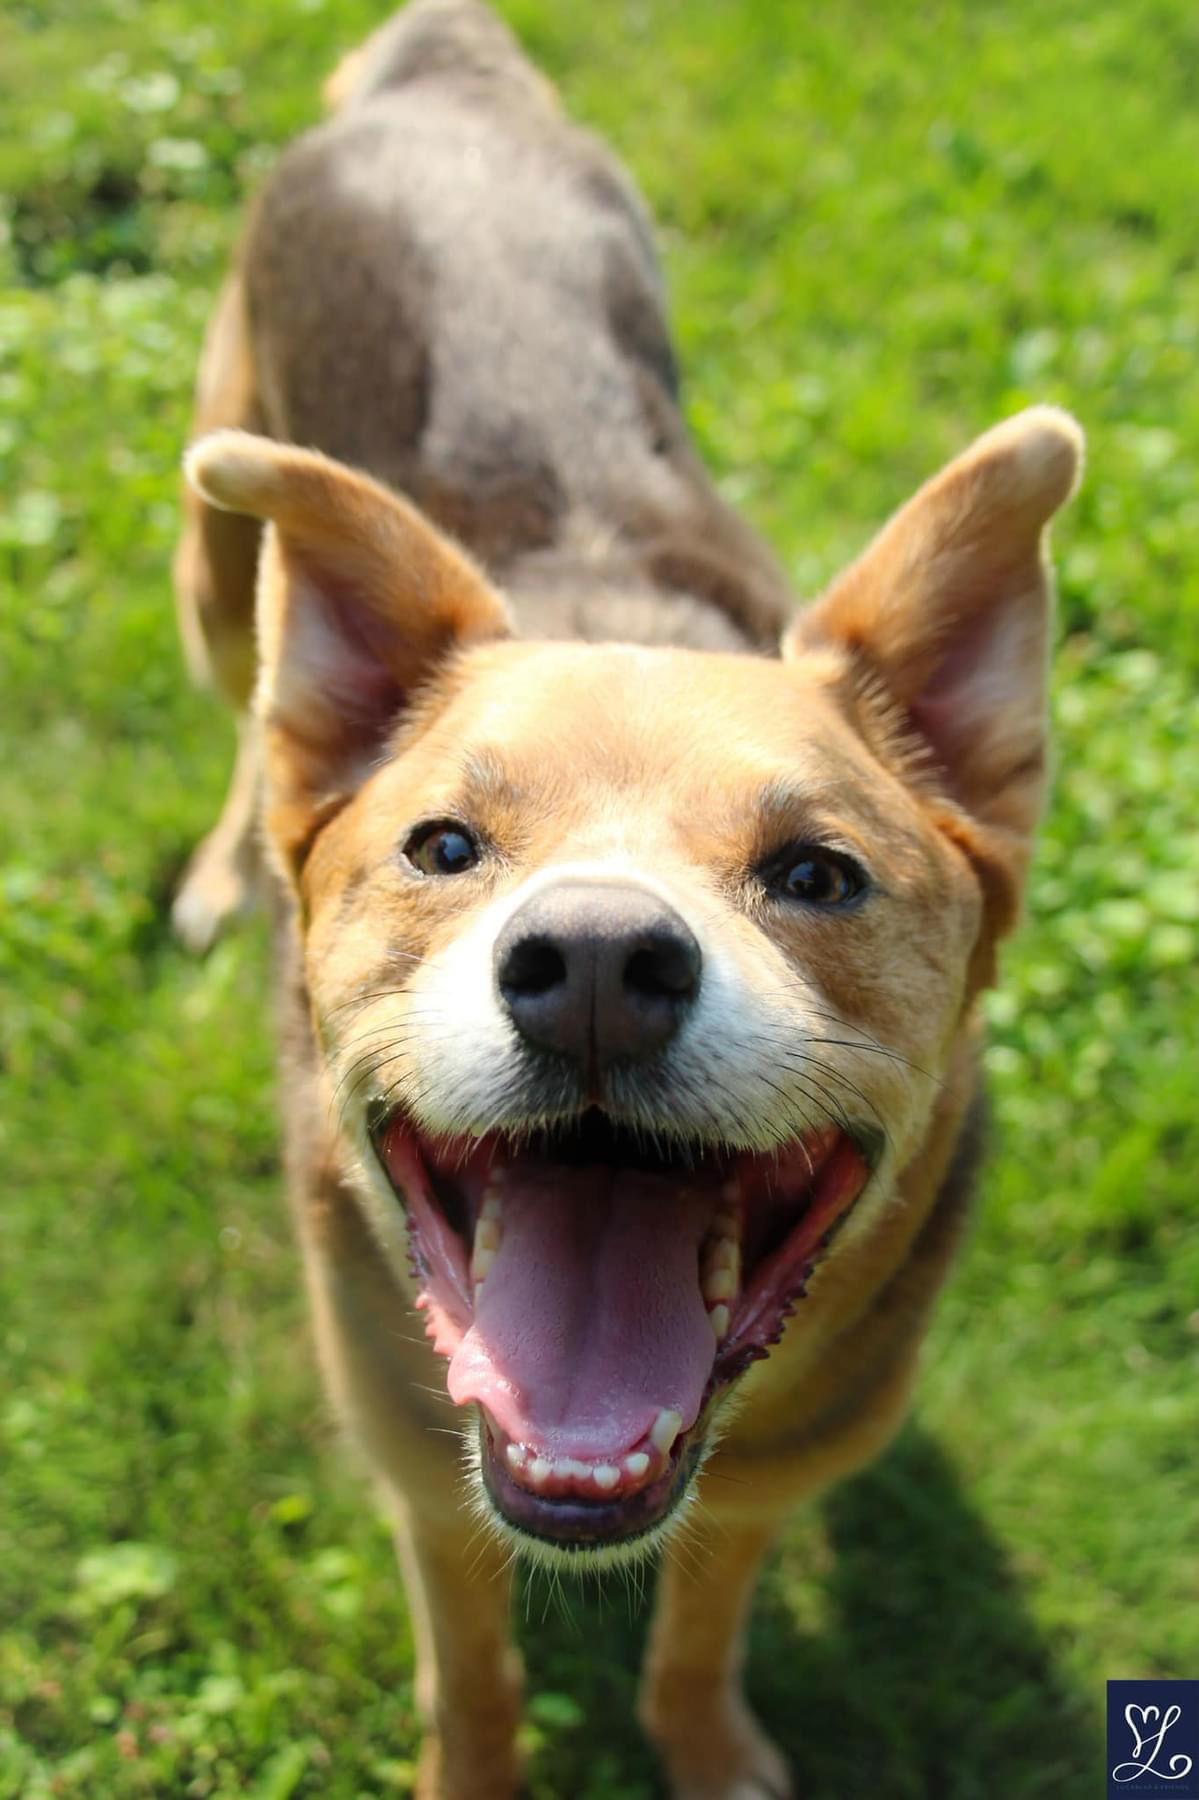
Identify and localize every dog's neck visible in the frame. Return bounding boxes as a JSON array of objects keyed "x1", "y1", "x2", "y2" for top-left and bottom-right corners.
[
  {"x1": 407, "y1": 467, "x2": 793, "y2": 656},
  {"x1": 505, "y1": 559, "x2": 756, "y2": 653},
  {"x1": 498, "y1": 532, "x2": 788, "y2": 655}
]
